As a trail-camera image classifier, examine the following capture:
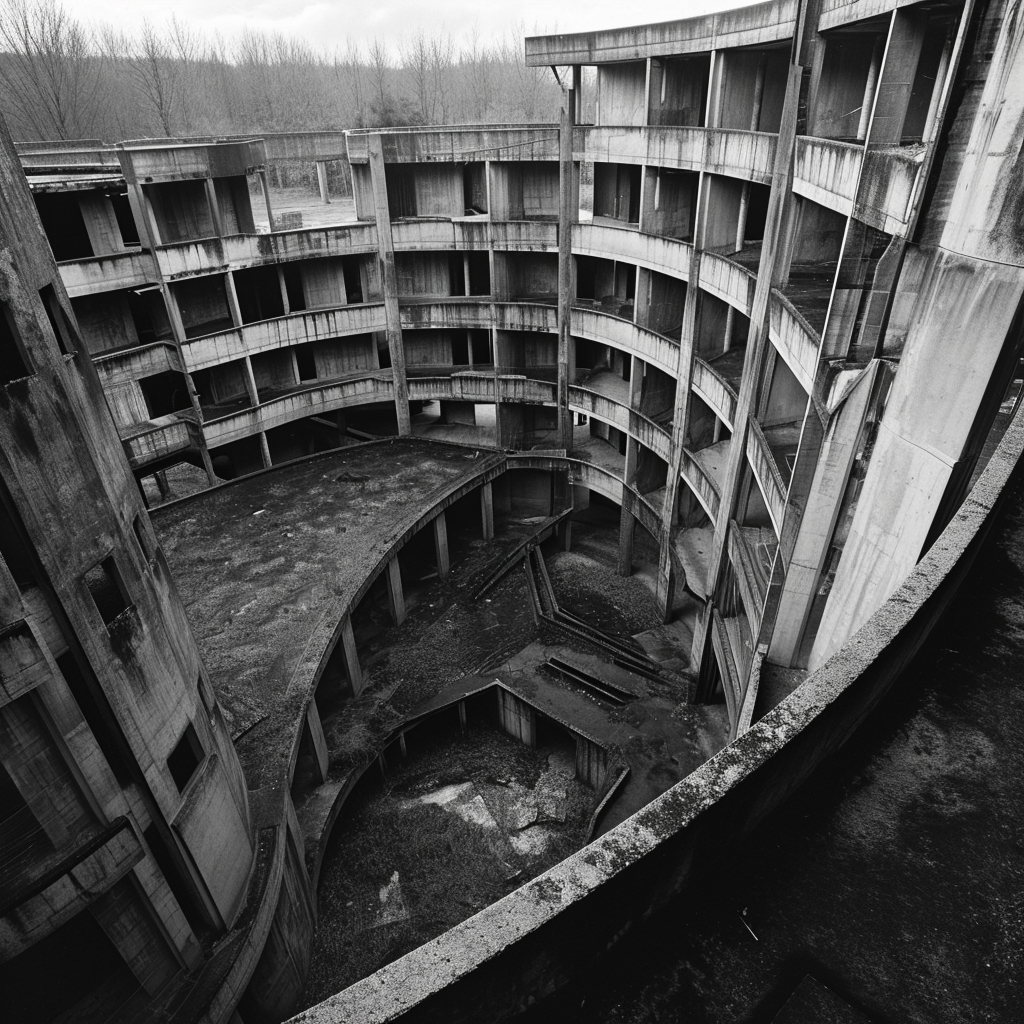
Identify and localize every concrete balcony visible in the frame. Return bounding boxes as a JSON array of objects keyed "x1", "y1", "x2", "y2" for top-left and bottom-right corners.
[
  {"x1": 575, "y1": 126, "x2": 776, "y2": 184},
  {"x1": 698, "y1": 250, "x2": 757, "y2": 315},
  {"x1": 93, "y1": 341, "x2": 182, "y2": 387},
  {"x1": 122, "y1": 412, "x2": 204, "y2": 469},
  {"x1": 819, "y1": 0, "x2": 898, "y2": 31},
  {"x1": 392, "y1": 219, "x2": 558, "y2": 253},
  {"x1": 58, "y1": 249, "x2": 158, "y2": 298},
  {"x1": 793, "y1": 137, "x2": 923, "y2": 234},
  {"x1": 768, "y1": 291, "x2": 819, "y2": 394},
  {"x1": 204, "y1": 373, "x2": 395, "y2": 447},
  {"x1": 746, "y1": 418, "x2": 788, "y2": 534},
  {"x1": 401, "y1": 299, "x2": 558, "y2": 334},
  {"x1": 793, "y1": 137, "x2": 863, "y2": 213},
  {"x1": 692, "y1": 356, "x2": 738, "y2": 428},
  {"x1": 524, "y1": 0, "x2": 796, "y2": 63},
  {"x1": 346, "y1": 125, "x2": 559, "y2": 164},
  {"x1": 574, "y1": 222, "x2": 693, "y2": 279},
  {"x1": 688, "y1": 437, "x2": 731, "y2": 517},
  {"x1": 570, "y1": 306, "x2": 679, "y2": 376},
  {"x1": 155, "y1": 222, "x2": 378, "y2": 278},
  {"x1": 182, "y1": 304, "x2": 388, "y2": 372},
  {"x1": 119, "y1": 139, "x2": 266, "y2": 183},
  {"x1": 858, "y1": 145, "x2": 923, "y2": 234},
  {"x1": 728, "y1": 520, "x2": 777, "y2": 622}
]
